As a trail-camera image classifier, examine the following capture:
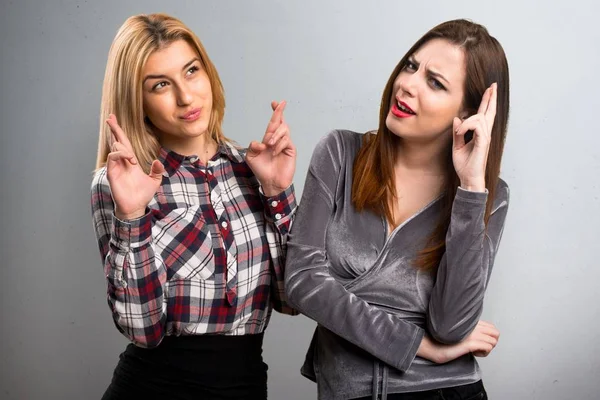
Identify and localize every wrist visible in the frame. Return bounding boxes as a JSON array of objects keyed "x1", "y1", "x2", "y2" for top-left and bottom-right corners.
[
  {"x1": 115, "y1": 208, "x2": 145, "y2": 221},
  {"x1": 262, "y1": 185, "x2": 286, "y2": 198},
  {"x1": 418, "y1": 336, "x2": 441, "y2": 364},
  {"x1": 460, "y1": 179, "x2": 486, "y2": 192}
]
